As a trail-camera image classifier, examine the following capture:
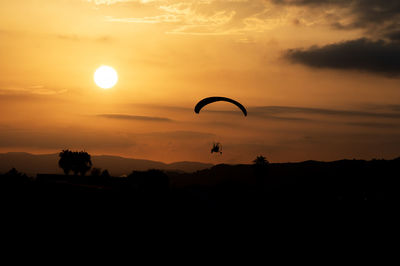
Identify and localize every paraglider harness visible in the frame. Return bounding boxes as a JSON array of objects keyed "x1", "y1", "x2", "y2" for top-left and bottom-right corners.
[{"x1": 211, "y1": 143, "x2": 222, "y2": 154}]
